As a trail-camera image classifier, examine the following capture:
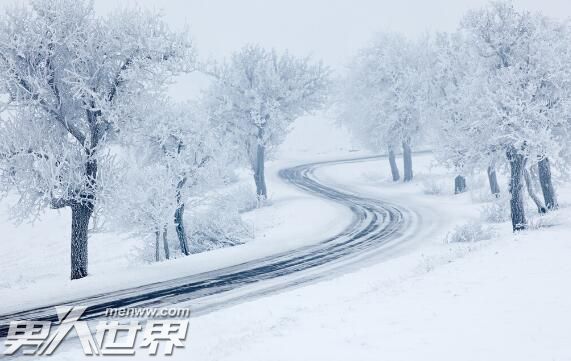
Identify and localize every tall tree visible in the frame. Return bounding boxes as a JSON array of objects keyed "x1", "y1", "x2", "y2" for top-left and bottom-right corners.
[
  {"x1": 429, "y1": 32, "x2": 504, "y2": 196},
  {"x1": 340, "y1": 33, "x2": 430, "y2": 182},
  {"x1": 206, "y1": 45, "x2": 329, "y2": 200},
  {"x1": 0, "y1": 0, "x2": 192, "y2": 278},
  {"x1": 457, "y1": 1, "x2": 570, "y2": 231},
  {"x1": 110, "y1": 97, "x2": 227, "y2": 259}
]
